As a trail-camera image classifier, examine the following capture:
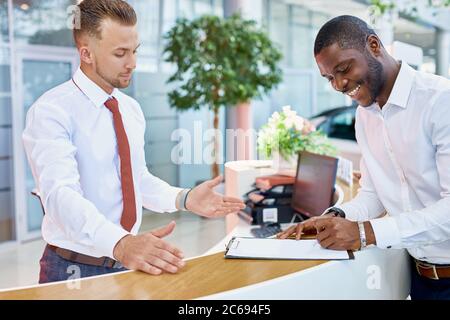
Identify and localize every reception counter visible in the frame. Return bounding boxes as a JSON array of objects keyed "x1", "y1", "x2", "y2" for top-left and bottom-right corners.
[
  {"x1": 0, "y1": 224, "x2": 410, "y2": 300},
  {"x1": 0, "y1": 161, "x2": 411, "y2": 300}
]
